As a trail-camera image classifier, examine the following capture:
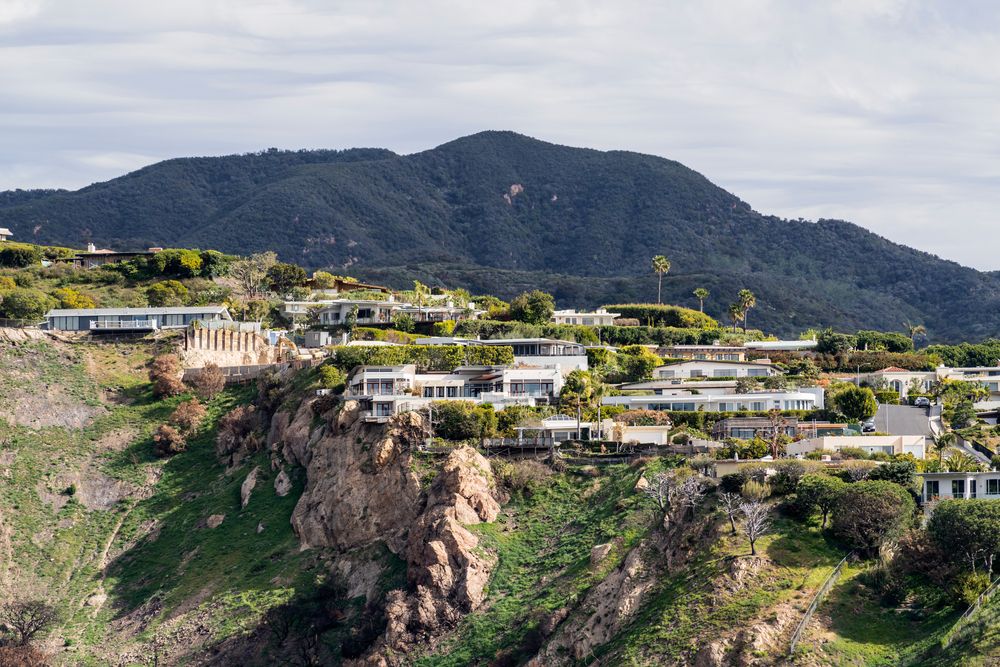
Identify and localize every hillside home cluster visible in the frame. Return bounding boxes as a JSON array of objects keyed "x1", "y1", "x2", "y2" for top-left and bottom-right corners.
[{"x1": 858, "y1": 364, "x2": 1000, "y2": 403}]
